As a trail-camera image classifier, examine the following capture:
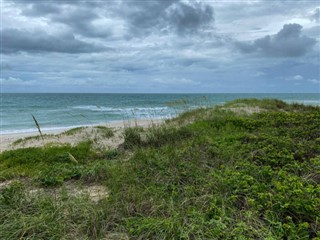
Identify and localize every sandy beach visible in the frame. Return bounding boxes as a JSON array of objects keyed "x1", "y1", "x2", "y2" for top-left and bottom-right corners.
[{"x1": 0, "y1": 119, "x2": 163, "y2": 152}]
